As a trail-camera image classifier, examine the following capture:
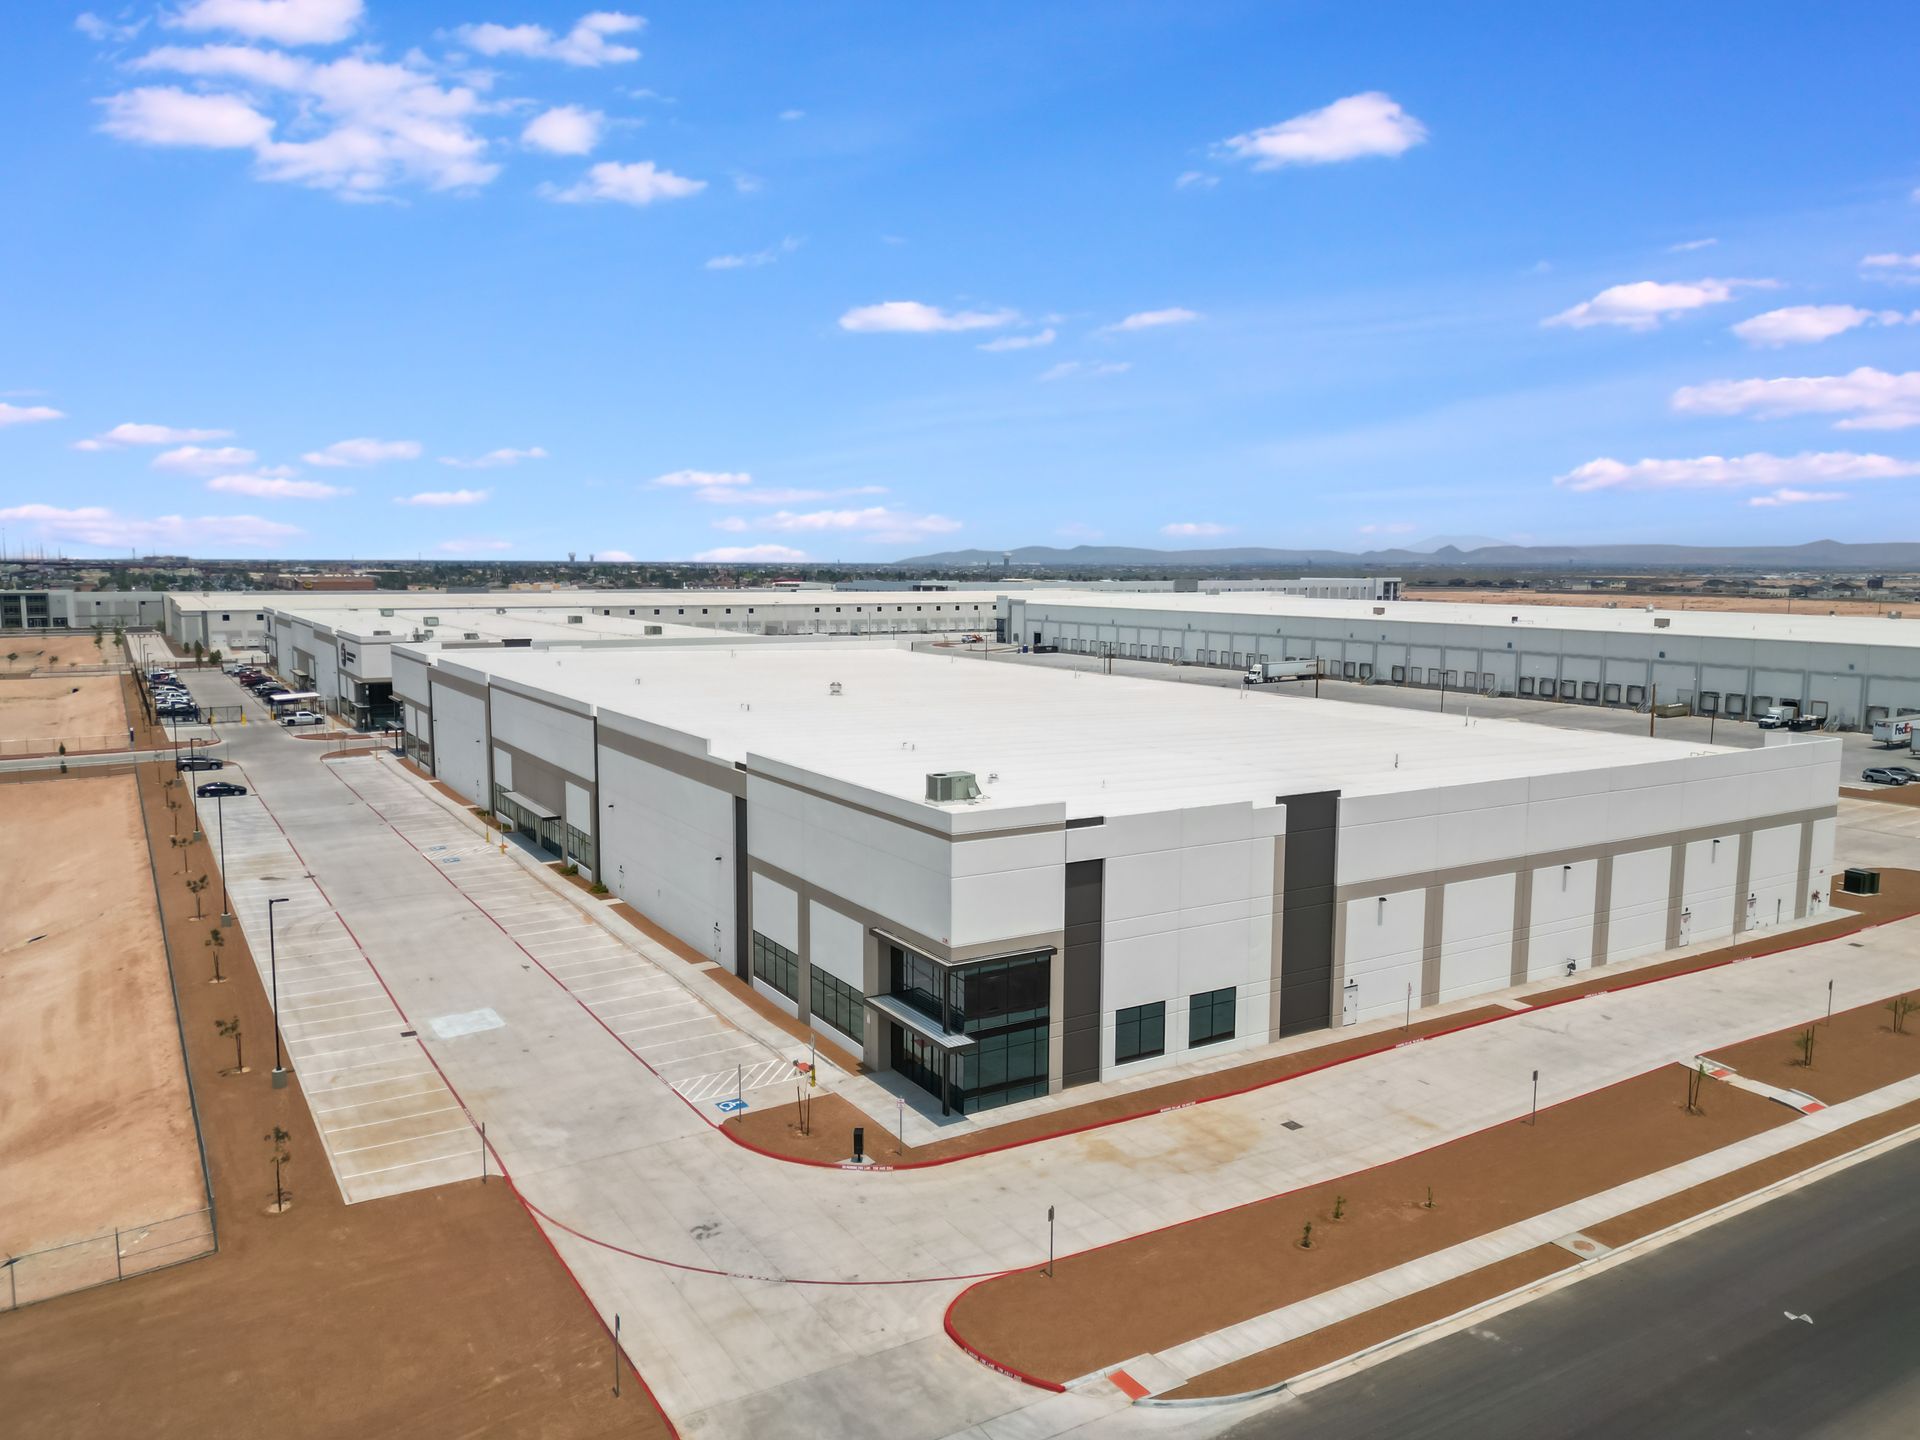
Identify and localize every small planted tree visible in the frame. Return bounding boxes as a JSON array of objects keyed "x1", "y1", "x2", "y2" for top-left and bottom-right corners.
[
  {"x1": 1794, "y1": 1025, "x2": 1817, "y2": 1069},
  {"x1": 187, "y1": 873, "x2": 210, "y2": 920},
  {"x1": 1332, "y1": 1194, "x2": 1346, "y2": 1221},
  {"x1": 265, "y1": 1125, "x2": 292, "y2": 1213},
  {"x1": 1686, "y1": 1061, "x2": 1707, "y2": 1116},
  {"x1": 217, "y1": 1015, "x2": 245, "y2": 1074},
  {"x1": 206, "y1": 926, "x2": 227, "y2": 983},
  {"x1": 1888, "y1": 994, "x2": 1917, "y2": 1036},
  {"x1": 1299, "y1": 1221, "x2": 1313, "y2": 1250},
  {"x1": 208, "y1": 648, "x2": 222, "y2": 669},
  {"x1": 1424, "y1": 1185, "x2": 1436, "y2": 1210},
  {"x1": 92, "y1": 624, "x2": 104, "y2": 653},
  {"x1": 191, "y1": 640, "x2": 205, "y2": 666}
]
